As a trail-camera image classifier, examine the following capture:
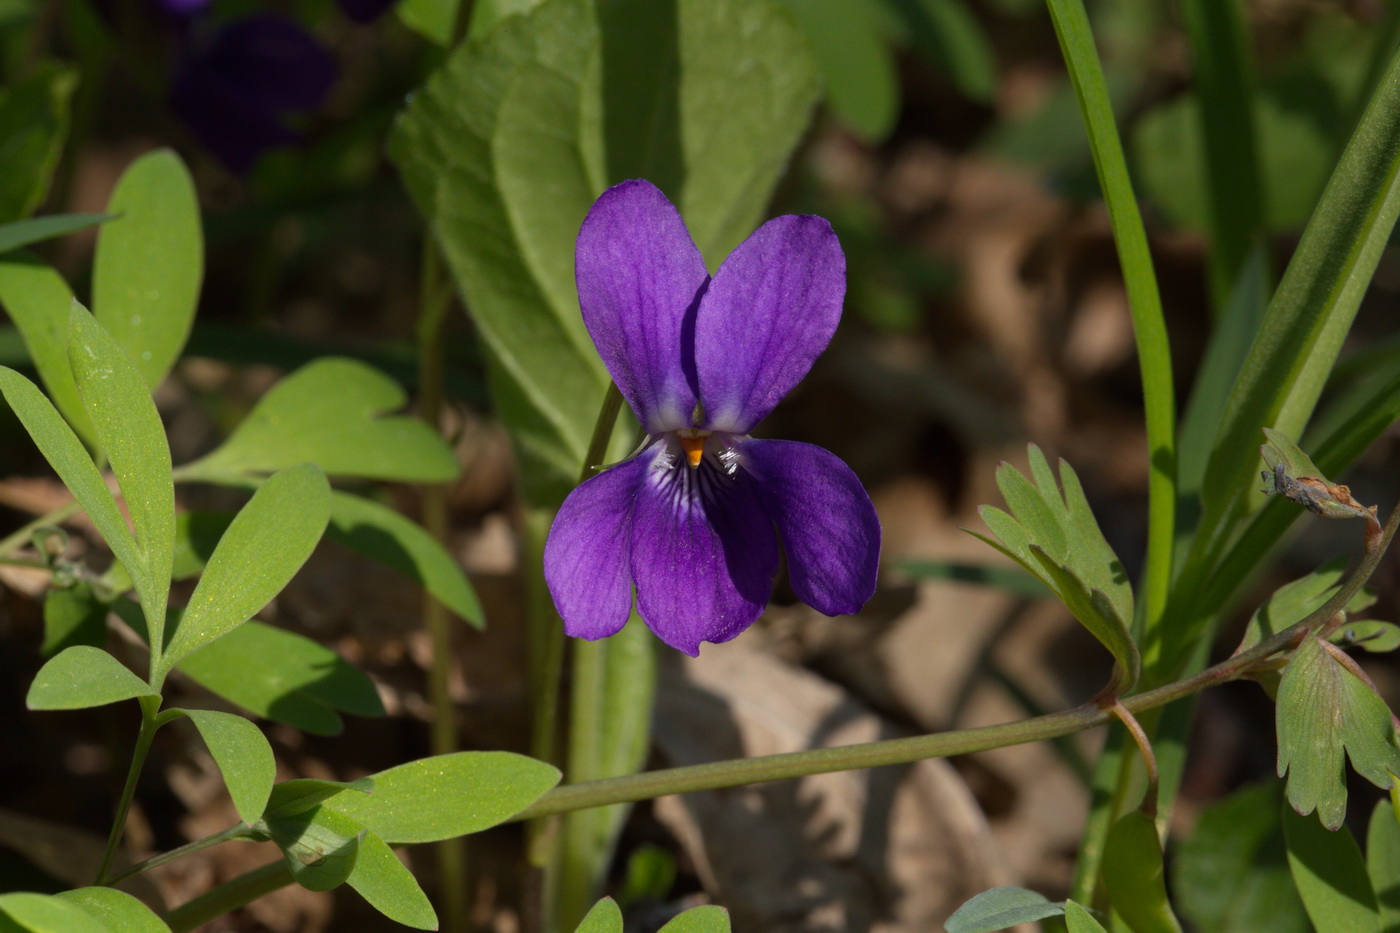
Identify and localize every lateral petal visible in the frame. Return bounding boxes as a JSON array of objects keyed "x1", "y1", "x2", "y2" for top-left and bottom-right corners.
[
  {"x1": 544, "y1": 452, "x2": 651, "y2": 640},
  {"x1": 630, "y1": 446, "x2": 778, "y2": 655},
  {"x1": 576, "y1": 180, "x2": 708, "y2": 433},
  {"x1": 743, "y1": 439, "x2": 880, "y2": 615},
  {"x1": 693, "y1": 215, "x2": 845, "y2": 433}
]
